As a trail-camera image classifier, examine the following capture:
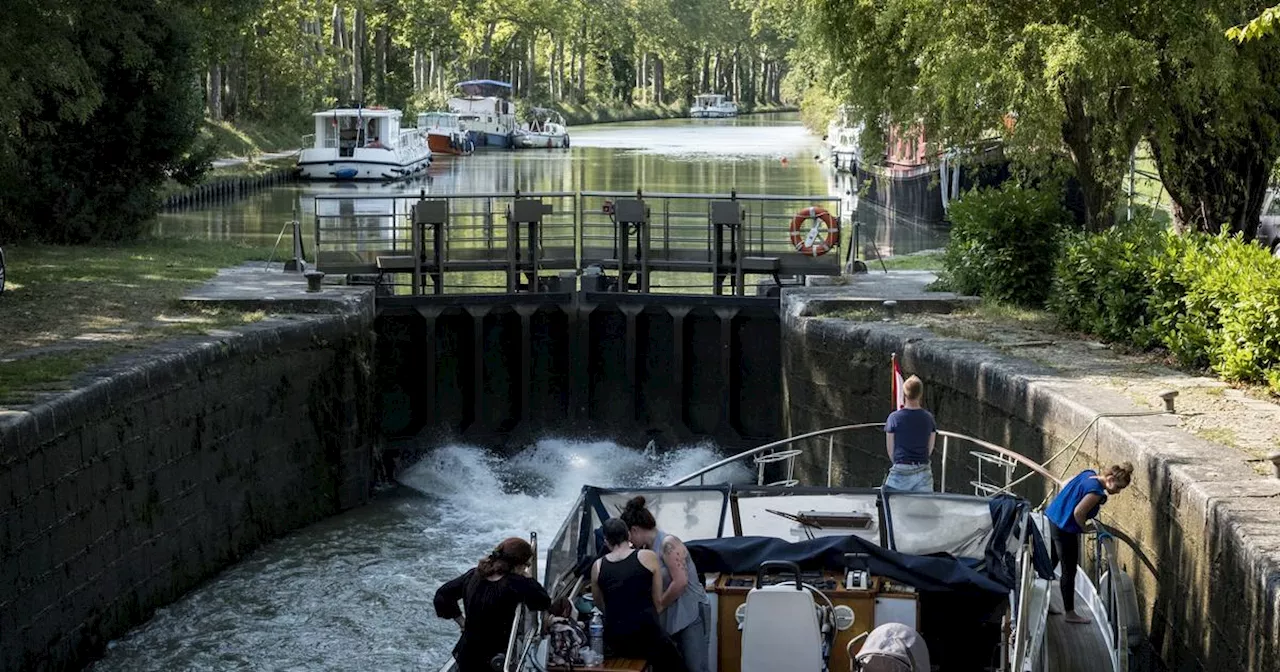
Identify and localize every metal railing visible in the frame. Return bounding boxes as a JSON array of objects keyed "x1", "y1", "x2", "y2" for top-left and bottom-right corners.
[{"x1": 311, "y1": 189, "x2": 846, "y2": 295}]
